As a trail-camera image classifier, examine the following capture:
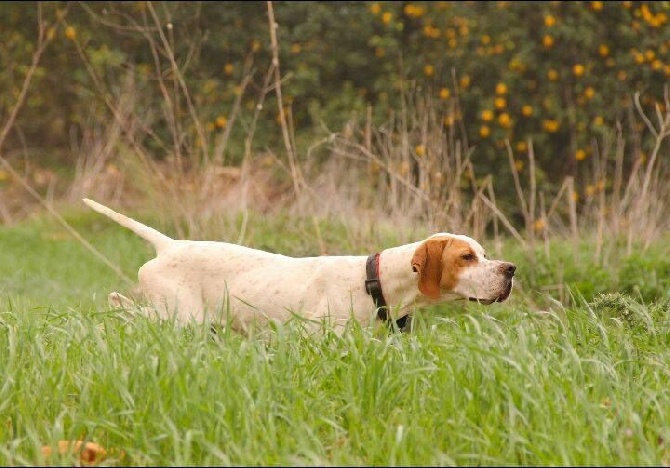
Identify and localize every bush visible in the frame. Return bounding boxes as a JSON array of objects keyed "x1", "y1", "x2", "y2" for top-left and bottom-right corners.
[{"x1": 1, "y1": 2, "x2": 669, "y2": 211}]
